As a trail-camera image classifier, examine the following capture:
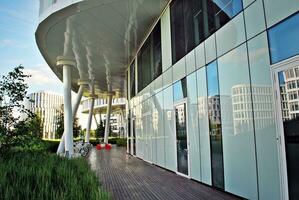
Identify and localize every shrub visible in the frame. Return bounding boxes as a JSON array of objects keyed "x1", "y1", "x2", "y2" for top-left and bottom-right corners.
[
  {"x1": 0, "y1": 151, "x2": 110, "y2": 200},
  {"x1": 116, "y1": 138, "x2": 127, "y2": 147}
]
